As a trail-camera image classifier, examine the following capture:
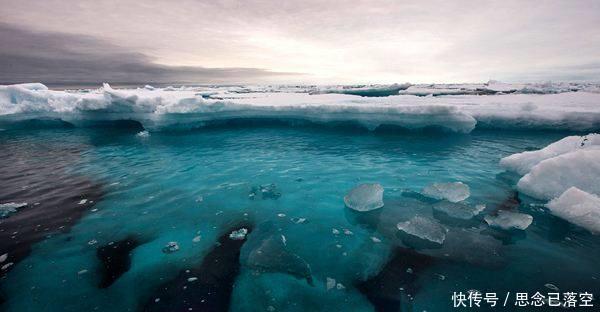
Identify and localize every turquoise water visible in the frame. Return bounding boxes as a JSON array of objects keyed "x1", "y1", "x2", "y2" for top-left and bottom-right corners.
[{"x1": 1, "y1": 124, "x2": 599, "y2": 311}]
